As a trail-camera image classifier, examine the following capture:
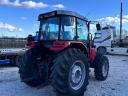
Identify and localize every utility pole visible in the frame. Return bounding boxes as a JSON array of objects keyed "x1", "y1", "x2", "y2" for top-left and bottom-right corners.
[{"x1": 119, "y1": 1, "x2": 123, "y2": 46}]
